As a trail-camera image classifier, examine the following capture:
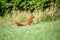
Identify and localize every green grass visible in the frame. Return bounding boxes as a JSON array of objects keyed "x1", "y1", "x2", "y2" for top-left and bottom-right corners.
[
  {"x1": 0, "y1": 7, "x2": 60, "y2": 40},
  {"x1": 0, "y1": 21, "x2": 60, "y2": 40}
]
